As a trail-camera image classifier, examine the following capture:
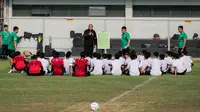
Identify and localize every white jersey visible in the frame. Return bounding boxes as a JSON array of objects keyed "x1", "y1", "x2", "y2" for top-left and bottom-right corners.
[
  {"x1": 90, "y1": 58, "x2": 97, "y2": 68},
  {"x1": 119, "y1": 57, "x2": 125, "y2": 65},
  {"x1": 111, "y1": 59, "x2": 122, "y2": 76},
  {"x1": 85, "y1": 57, "x2": 92, "y2": 66},
  {"x1": 140, "y1": 59, "x2": 150, "y2": 71},
  {"x1": 180, "y1": 55, "x2": 193, "y2": 72},
  {"x1": 102, "y1": 59, "x2": 112, "y2": 74},
  {"x1": 49, "y1": 57, "x2": 53, "y2": 64},
  {"x1": 124, "y1": 58, "x2": 131, "y2": 65},
  {"x1": 161, "y1": 60, "x2": 167, "y2": 73},
  {"x1": 127, "y1": 59, "x2": 141, "y2": 76},
  {"x1": 165, "y1": 57, "x2": 173, "y2": 65},
  {"x1": 38, "y1": 58, "x2": 49, "y2": 74},
  {"x1": 64, "y1": 58, "x2": 75, "y2": 74},
  {"x1": 91, "y1": 59, "x2": 104, "y2": 75},
  {"x1": 150, "y1": 58, "x2": 162, "y2": 76},
  {"x1": 173, "y1": 59, "x2": 186, "y2": 73}
]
